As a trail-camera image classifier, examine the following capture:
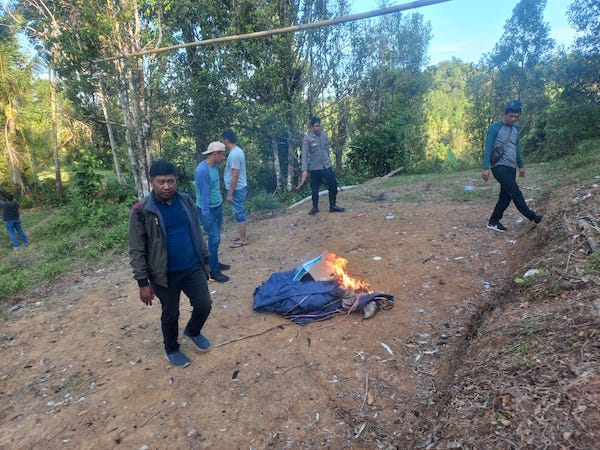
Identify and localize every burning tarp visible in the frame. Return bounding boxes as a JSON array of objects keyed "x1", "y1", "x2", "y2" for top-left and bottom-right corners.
[{"x1": 252, "y1": 252, "x2": 394, "y2": 324}]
